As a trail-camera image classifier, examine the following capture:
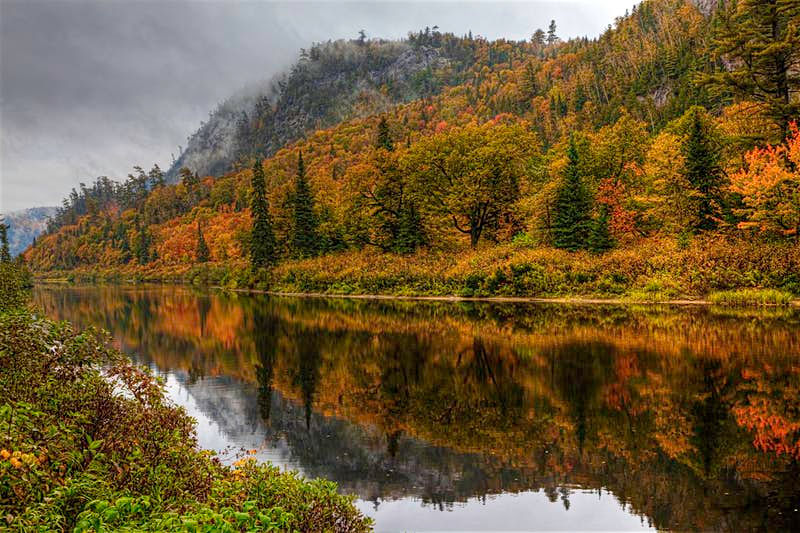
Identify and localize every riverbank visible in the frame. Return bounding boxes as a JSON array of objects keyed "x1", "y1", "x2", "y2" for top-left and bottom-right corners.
[
  {"x1": 0, "y1": 265, "x2": 371, "y2": 532},
  {"x1": 33, "y1": 235, "x2": 800, "y2": 306}
]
